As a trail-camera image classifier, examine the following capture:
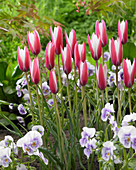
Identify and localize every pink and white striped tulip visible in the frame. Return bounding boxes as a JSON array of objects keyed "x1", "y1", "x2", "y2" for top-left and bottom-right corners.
[
  {"x1": 79, "y1": 61, "x2": 88, "y2": 86},
  {"x1": 65, "y1": 29, "x2": 77, "y2": 57},
  {"x1": 95, "y1": 20, "x2": 107, "y2": 47},
  {"x1": 109, "y1": 38, "x2": 123, "y2": 66},
  {"x1": 50, "y1": 26, "x2": 63, "y2": 55},
  {"x1": 27, "y1": 30, "x2": 41, "y2": 55},
  {"x1": 88, "y1": 33, "x2": 102, "y2": 61},
  {"x1": 118, "y1": 20, "x2": 128, "y2": 45},
  {"x1": 17, "y1": 46, "x2": 30, "y2": 72},
  {"x1": 95, "y1": 63, "x2": 107, "y2": 90},
  {"x1": 123, "y1": 59, "x2": 135, "y2": 88},
  {"x1": 74, "y1": 42, "x2": 86, "y2": 68},
  {"x1": 45, "y1": 41, "x2": 55, "y2": 70},
  {"x1": 30, "y1": 57, "x2": 40, "y2": 84},
  {"x1": 61, "y1": 44, "x2": 72, "y2": 75},
  {"x1": 49, "y1": 69, "x2": 58, "y2": 94}
]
